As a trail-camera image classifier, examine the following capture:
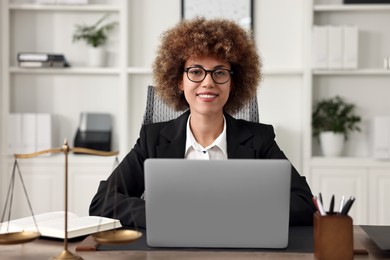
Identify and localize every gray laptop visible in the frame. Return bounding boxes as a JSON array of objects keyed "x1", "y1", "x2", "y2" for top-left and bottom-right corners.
[{"x1": 144, "y1": 159, "x2": 291, "y2": 249}]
